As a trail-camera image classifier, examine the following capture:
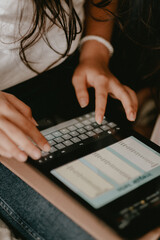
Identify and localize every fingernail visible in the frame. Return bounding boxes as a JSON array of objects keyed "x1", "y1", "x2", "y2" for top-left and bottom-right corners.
[
  {"x1": 129, "y1": 112, "x2": 136, "y2": 121},
  {"x1": 96, "y1": 115, "x2": 103, "y2": 125},
  {"x1": 33, "y1": 150, "x2": 41, "y2": 159},
  {"x1": 19, "y1": 152, "x2": 27, "y2": 162},
  {"x1": 32, "y1": 117, "x2": 39, "y2": 126},
  {"x1": 43, "y1": 143, "x2": 51, "y2": 152},
  {"x1": 80, "y1": 99, "x2": 88, "y2": 108}
]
